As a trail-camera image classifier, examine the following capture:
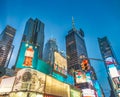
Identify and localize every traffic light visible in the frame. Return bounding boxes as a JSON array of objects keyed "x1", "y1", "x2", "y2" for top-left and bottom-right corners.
[{"x1": 81, "y1": 59, "x2": 90, "y2": 71}]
